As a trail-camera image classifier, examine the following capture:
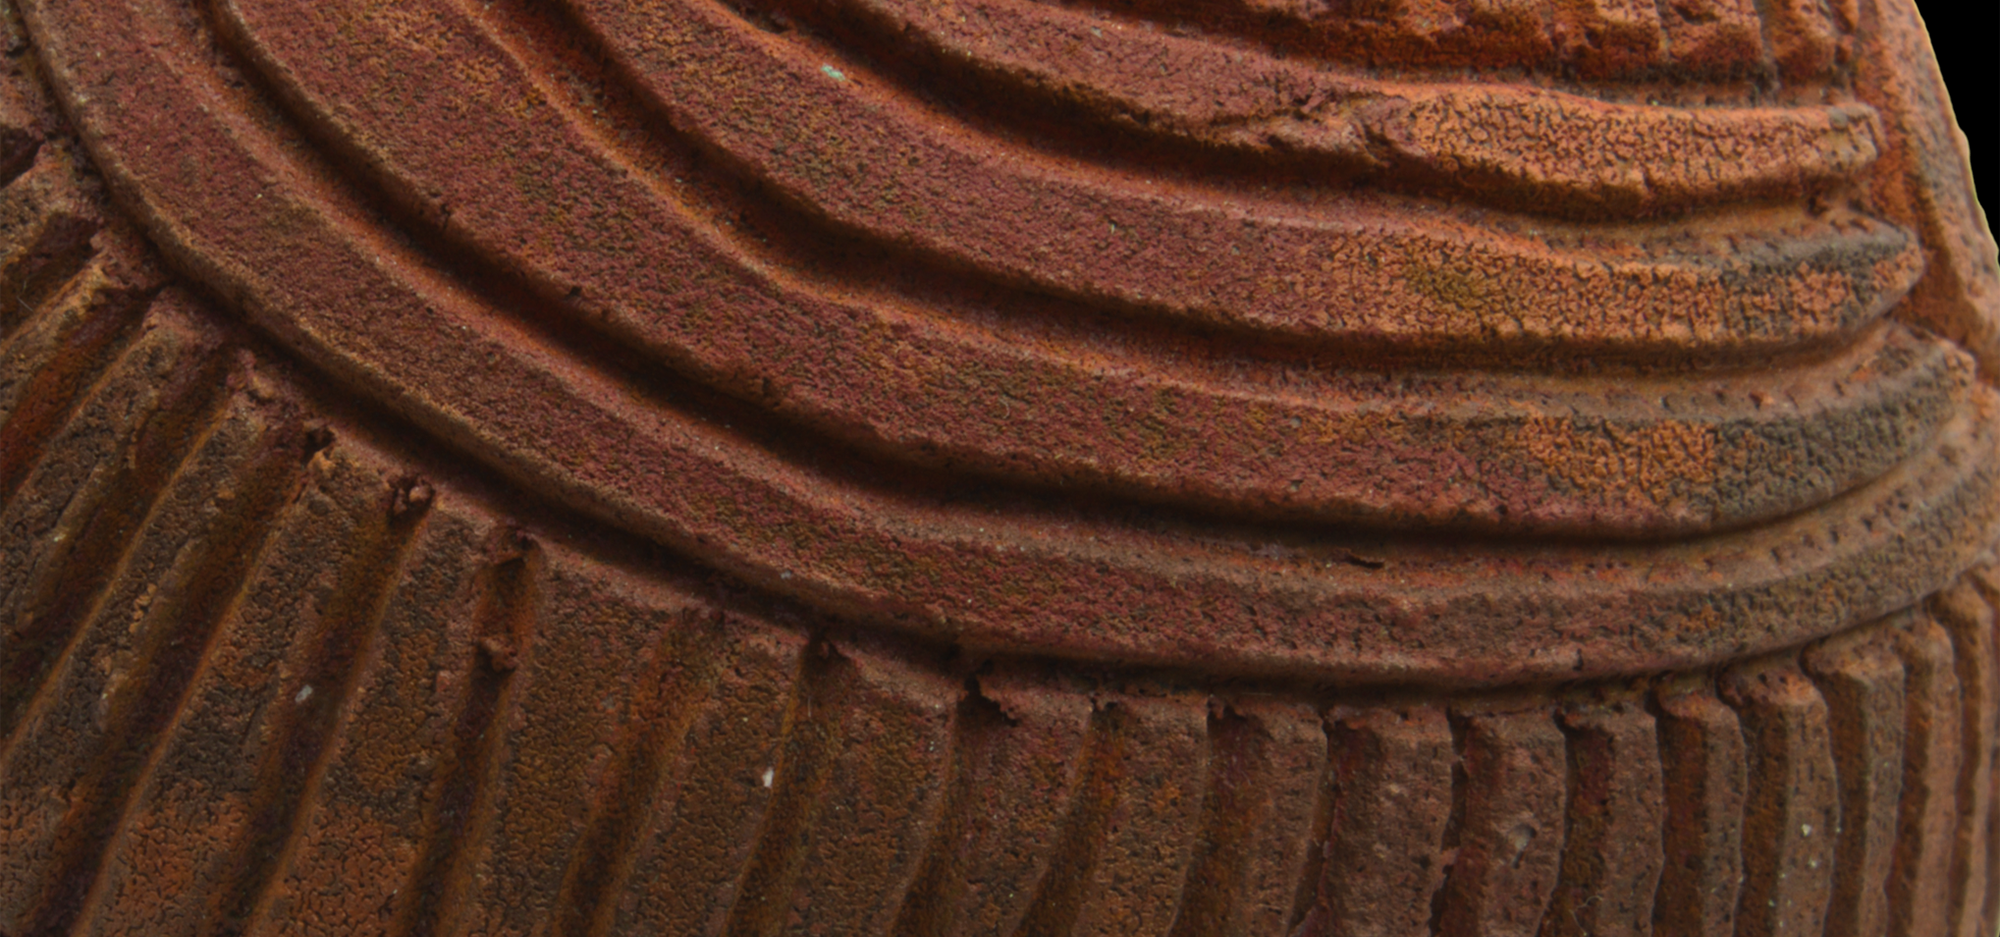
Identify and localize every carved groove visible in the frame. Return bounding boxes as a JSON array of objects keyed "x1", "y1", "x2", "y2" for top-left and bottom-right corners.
[
  {"x1": 0, "y1": 256, "x2": 147, "y2": 512},
  {"x1": 1801, "y1": 626, "x2": 1909, "y2": 937},
  {"x1": 1883, "y1": 611, "x2": 1967, "y2": 937},
  {"x1": 388, "y1": 530, "x2": 543, "y2": 937},
  {"x1": 0, "y1": 154, "x2": 99, "y2": 340},
  {"x1": 546, "y1": 609, "x2": 727, "y2": 937},
  {"x1": 18, "y1": 0, "x2": 1997, "y2": 688},
  {"x1": 720, "y1": 641, "x2": 850, "y2": 937},
  {"x1": 1007, "y1": 0, "x2": 1842, "y2": 80},
  {"x1": 0, "y1": 0, "x2": 1992, "y2": 930},
  {"x1": 739, "y1": 0, "x2": 1876, "y2": 214},
  {"x1": 1009, "y1": 703, "x2": 1127, "y2": 937},
  {"x1": 888, "y1": 689, "x2": 1007, "y2": 937},
  {"x1": 1542, "y1": 697, "x2": 1665, "y2": 936},
  {"x1": 1651, "y1": 677, "x2": 1748, "y2": 937},
  {"x1": 203, "y1": 477, "x2": 430, "y2": 936},
  {"x1": 0, "y1": 301, "x2": 230, "y2": 751},
  {"x1": 228, "y1": 0, "x2": 1957, "y2": 539},
  {"x1": 1719, "y1": 658, "x2": 1840, "y2": 937},
  {"x1": 1309, "y1": 706, "x2": 1455, "y2": 936},
  {"x1": 1930, "y1": 579, "x2": 2000, "y2": 935},
  {"x1": 0, "y1": 287, "x2": 1985, "y2": 932},
  {"x1": 1434, "y1": 705, "x2": 1567, "y2": 936},
  {"x1": 892, "y1": 670, "x2": 1095, "y2": 937},
  {"x1": 11, "y1": 410, "x2": 304, "y2": 937}
]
